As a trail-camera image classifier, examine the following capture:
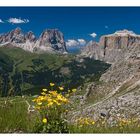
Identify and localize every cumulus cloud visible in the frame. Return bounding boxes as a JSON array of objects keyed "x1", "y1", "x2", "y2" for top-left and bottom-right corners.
[
  {"x1": 77, "y1": 39, "x2": 86, "y2": 45},
  {"x1": 90, "y1": 32, "x2": 97, "y2": 38},
  {"x1": 66, "y1": 39, "x2": 79, "y2": 47},
  {"x1": 0, "y1": 19, "x2": 4, "y2": 23},
  {"x1": 66, "y1": 39, "x2": 86, "y2": 47},
  {"x1": 8, "y1": 18, "x2": 29, "y2": 24}
]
